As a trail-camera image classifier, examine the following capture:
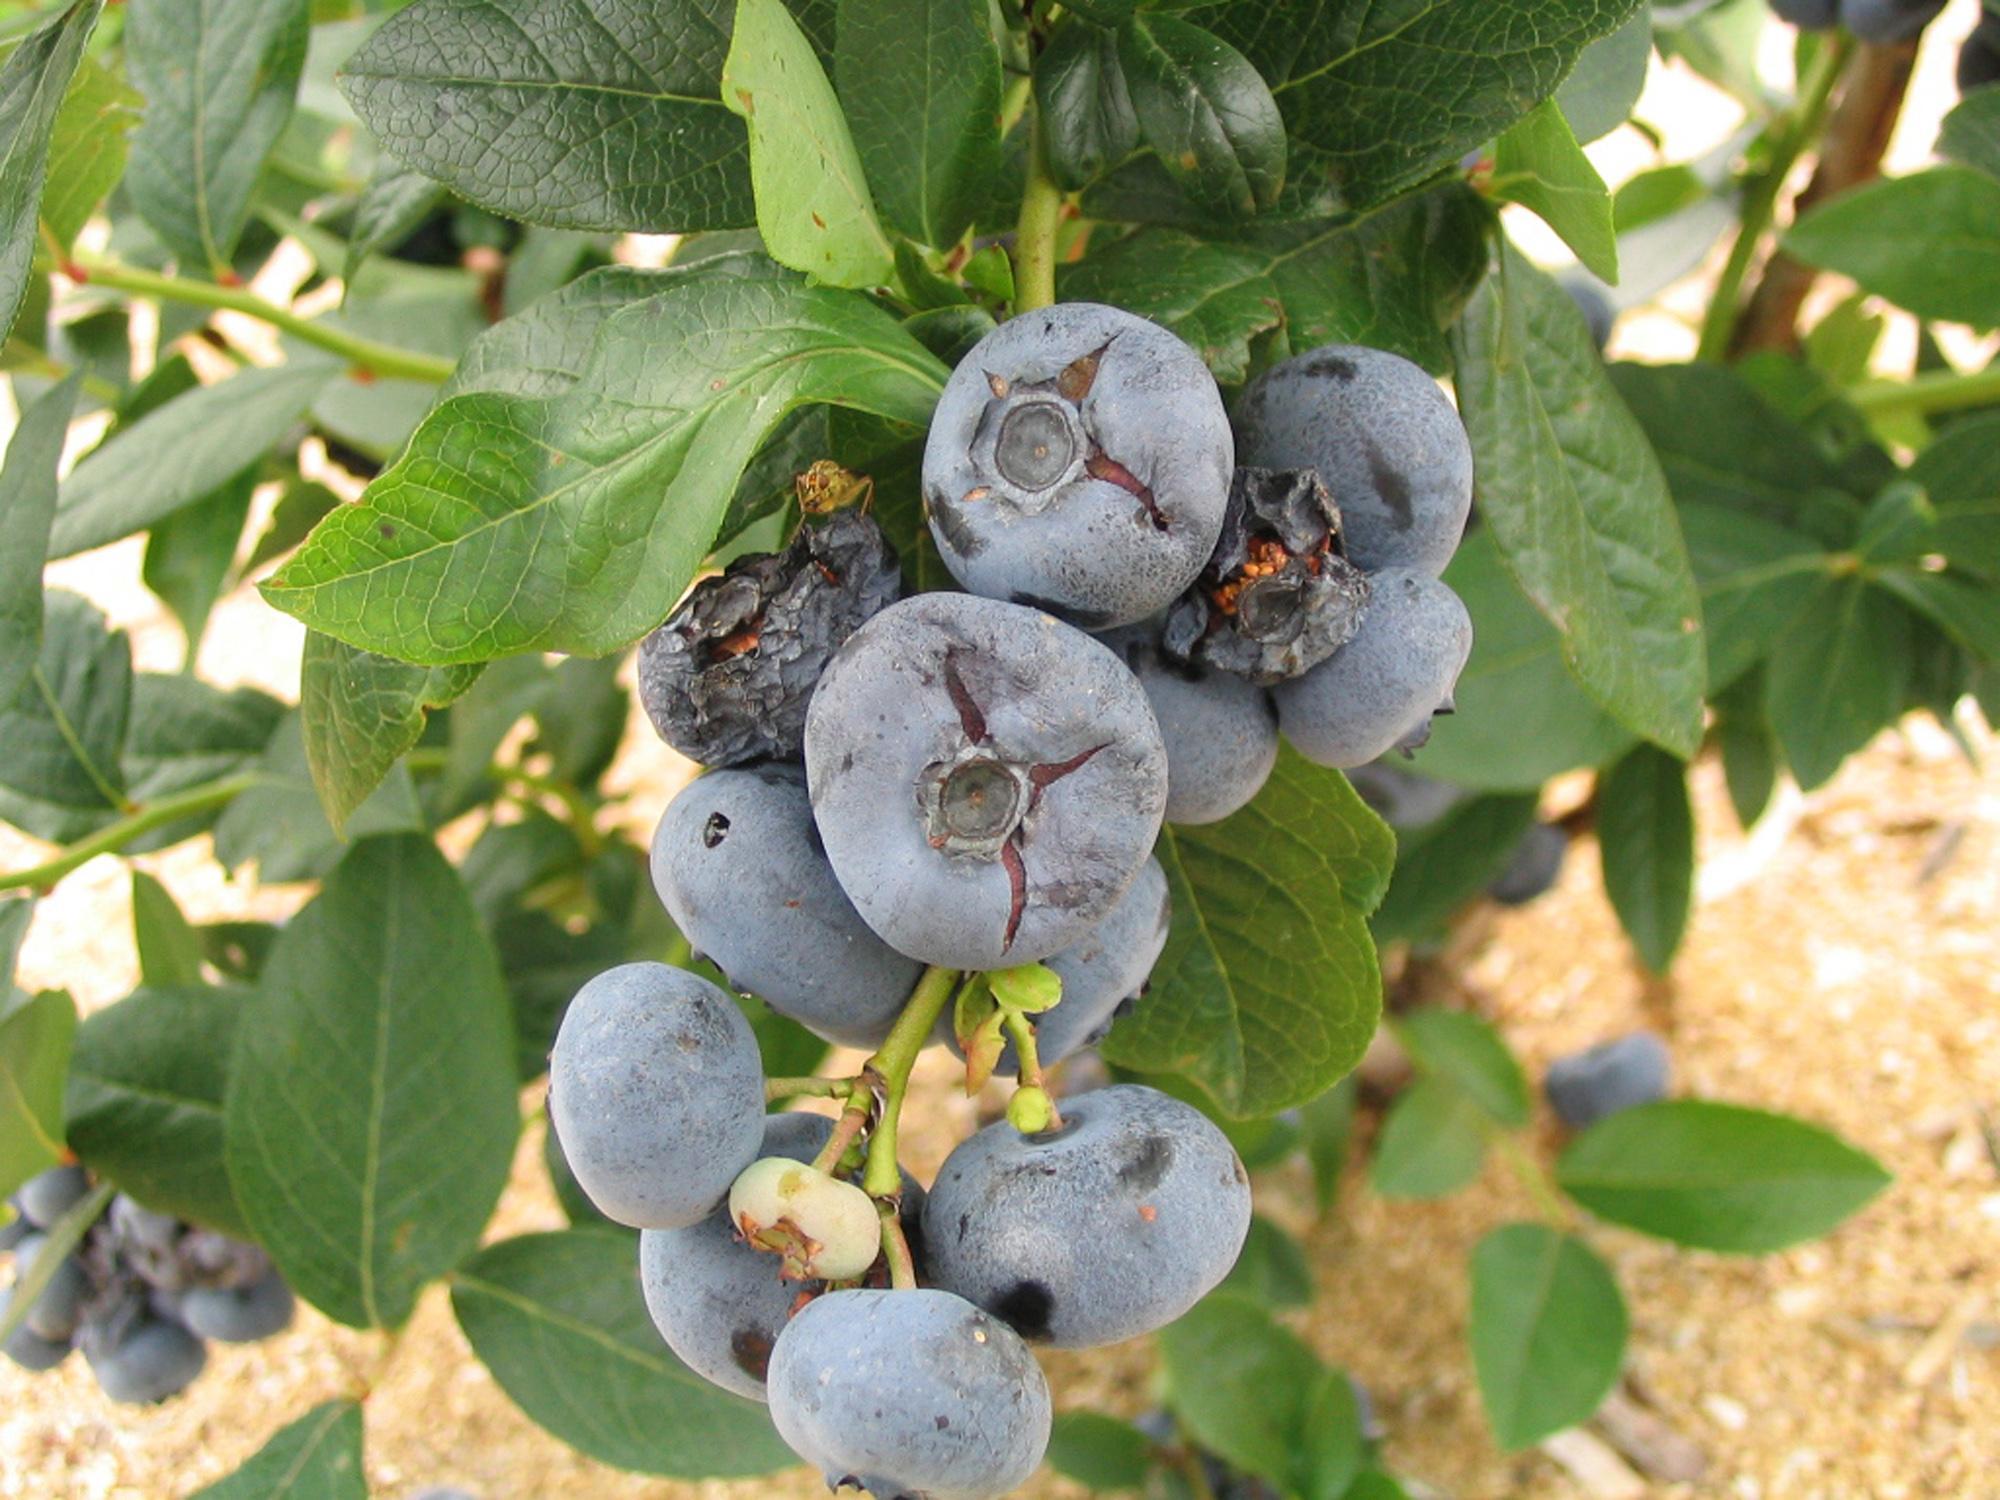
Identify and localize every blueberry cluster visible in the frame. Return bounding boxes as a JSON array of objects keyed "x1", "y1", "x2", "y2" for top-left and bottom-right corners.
[
  {"x1": 1766, "y1": 0, "x2": 1946, "y2": 43},
  {"x1": 2, "y1": 1168, "x2": 293, "y2": 1402},
  {"x1": 560, "y1": 303, "x2": 1475, "y2": 1499}
]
